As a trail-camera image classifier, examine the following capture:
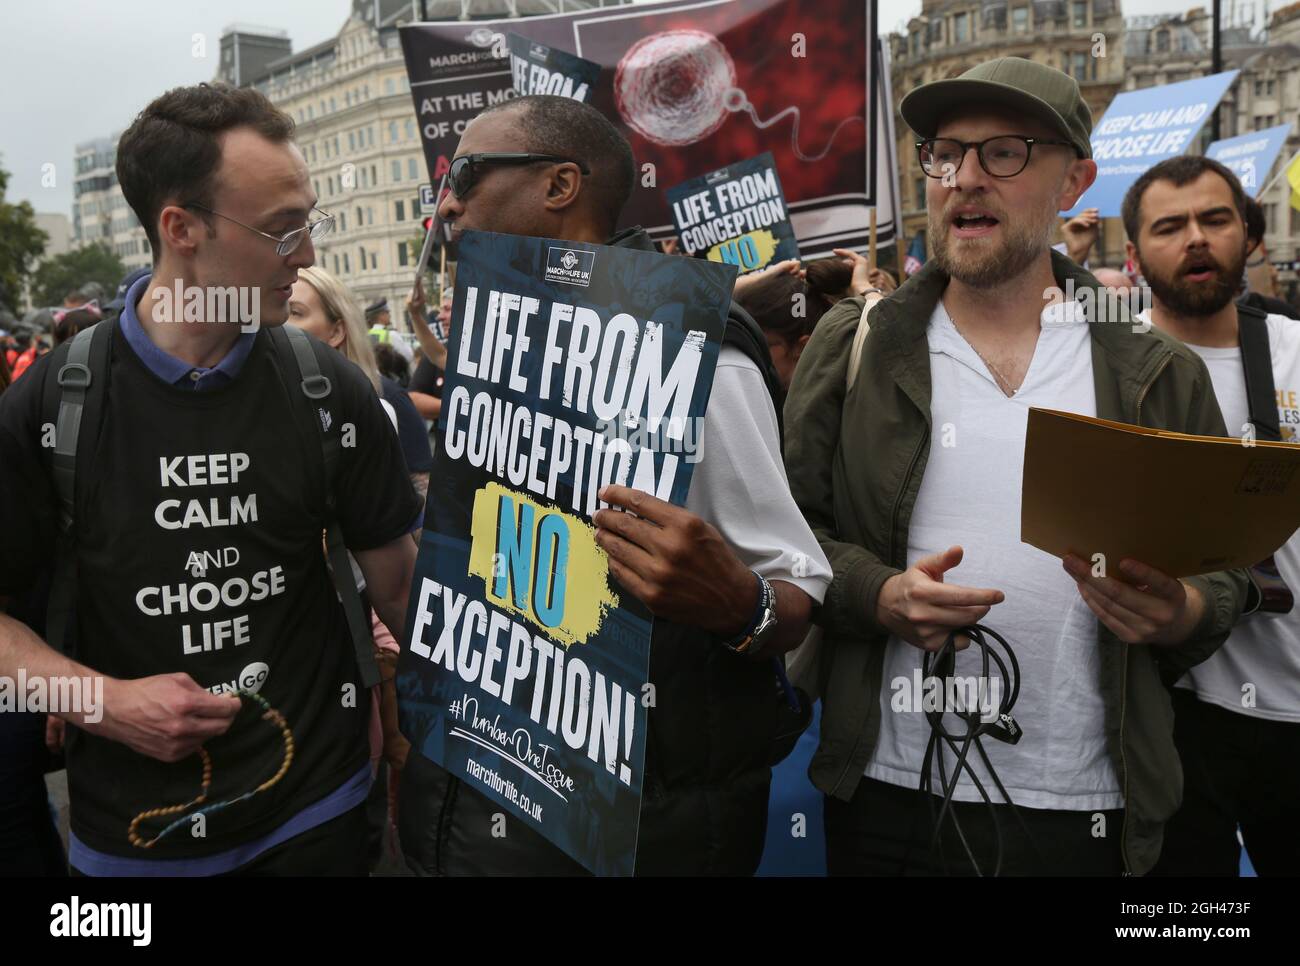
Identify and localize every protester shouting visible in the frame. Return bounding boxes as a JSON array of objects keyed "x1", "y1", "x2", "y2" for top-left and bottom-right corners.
[{"x1": 783, "y1": 57, "x2": 1248, "y2": 876}]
